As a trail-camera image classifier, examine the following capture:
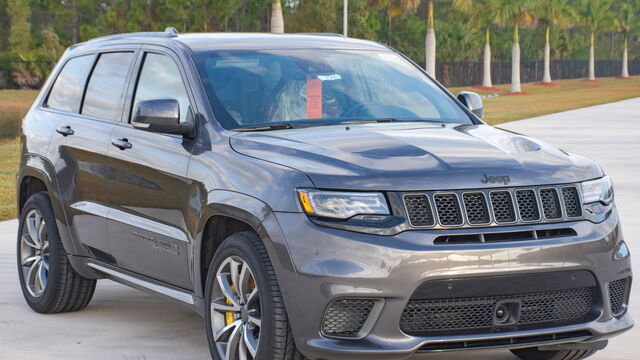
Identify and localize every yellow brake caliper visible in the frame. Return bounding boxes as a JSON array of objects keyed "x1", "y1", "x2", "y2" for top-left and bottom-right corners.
[
  {"x1": 225, "y1": 276, "x2": 257, "y2": 326},
  {"x1": 225, "y1": 284, "x2": 237, "y2": 326}
]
